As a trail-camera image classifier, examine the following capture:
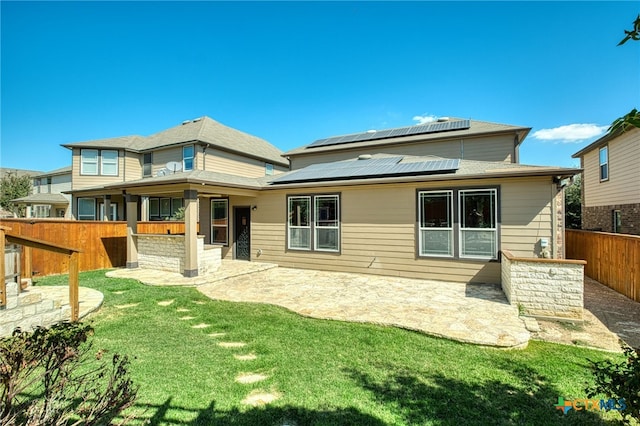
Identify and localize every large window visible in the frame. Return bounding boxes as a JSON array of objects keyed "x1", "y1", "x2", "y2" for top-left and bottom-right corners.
[
  {"x1": 211, "y1": 199, "x2": 228, "y2": 245},
  {"x1": 287, "y1": 194, "x2": 340, "y2": 252},
  {"x1": 599, "y1": 146, "x2": 609, "y2": 181},
  {"x1": 80, "y1": 149, "x2": 99, "y2": 175},
  {"x1": 100, "y1": 150, "x2": 118, "y2": 176},
  {"x1": 143, "y1": 153, "x2": 153, "y2": 177},
  {"x1": 77, "y1": 198, "x2": 96, "y2": 220},
  {"x1": 459, "y1": 189, "x2": 497, "y2": 259},
  {"x1": 147, "y1": 197, "x2": 184, "y2": 220},
  {"x1": 418, "y1": 188, "x2": 498, "y2": 260},
  {"x1": 183, "y1": 145, "x2": 194, "y2": 171},
  {"x1": 419, "y1": 191, "x2": 453, "y2": 257},
  {"x1": 315, "y1": 195, "x2": 339, "y2": 251}
]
